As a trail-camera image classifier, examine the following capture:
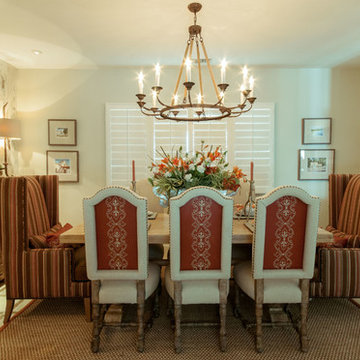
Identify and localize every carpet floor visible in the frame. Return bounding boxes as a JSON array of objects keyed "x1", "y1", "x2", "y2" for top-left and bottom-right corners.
[{"x1": 0, "y1": 295, "x2": 359, "y2": 360}]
